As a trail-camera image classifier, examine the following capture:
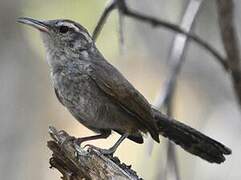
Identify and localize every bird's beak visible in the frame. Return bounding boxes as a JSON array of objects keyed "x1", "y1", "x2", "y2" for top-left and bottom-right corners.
[{"x1": 17, "y1": 17, "x2": 49, "y2": 33}]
